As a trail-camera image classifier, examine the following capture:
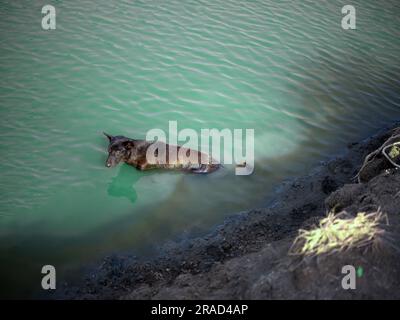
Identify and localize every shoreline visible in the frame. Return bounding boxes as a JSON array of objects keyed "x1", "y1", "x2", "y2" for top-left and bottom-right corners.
[{"x1": 60, "y1": 121, "x2": 400, "y2": 299}]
